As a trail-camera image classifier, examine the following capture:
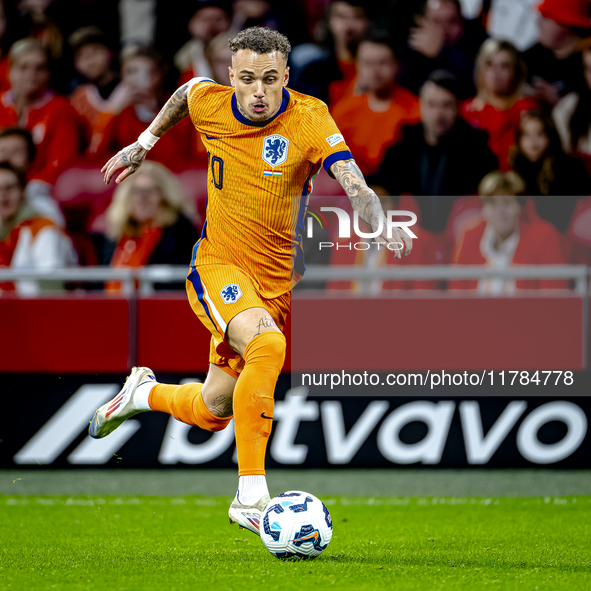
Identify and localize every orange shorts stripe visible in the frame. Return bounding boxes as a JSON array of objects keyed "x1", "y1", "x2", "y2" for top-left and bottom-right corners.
[{"x1": 186, "y1": 264, "x2": 290, "y2": 377}]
